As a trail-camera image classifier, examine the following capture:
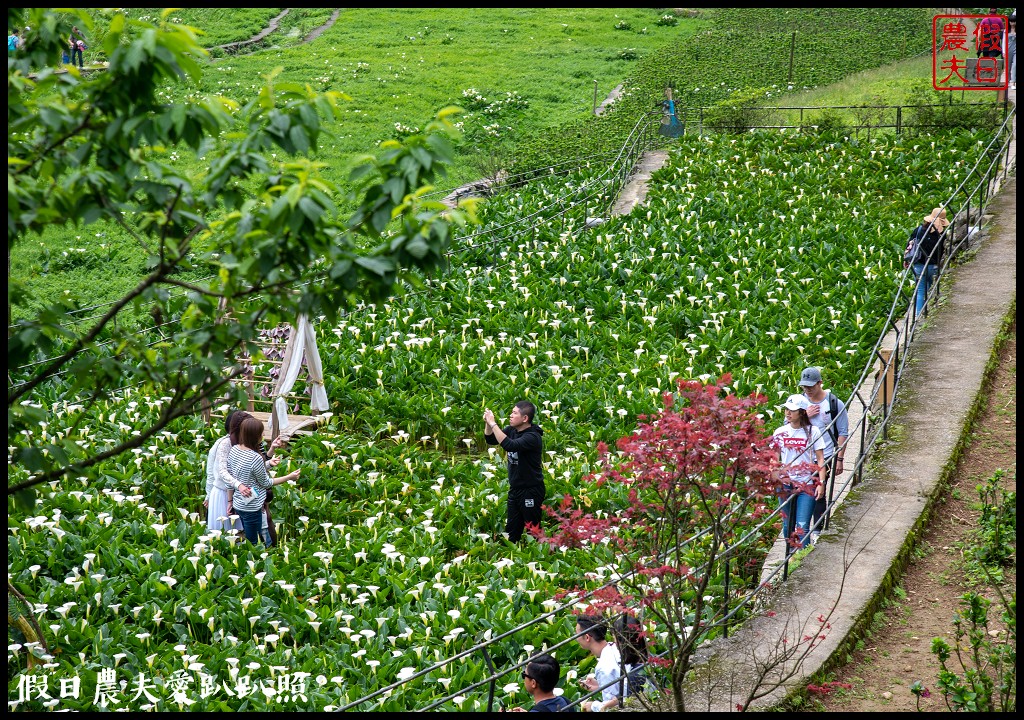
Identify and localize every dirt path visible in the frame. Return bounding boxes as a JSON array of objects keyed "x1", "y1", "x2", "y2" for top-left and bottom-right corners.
[
  {"x1": 303, "y1": 9, "x2": 341, "y2": 44},
  {"x1": 811, "y1": 327, "x2": 1016, "y2": 712},
  {"x1": 214, "y1": 9, "x2": 290, "y2": 53},
  {"x1": 214, "y1": 8, "x2": 341, "y2": 56}
]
